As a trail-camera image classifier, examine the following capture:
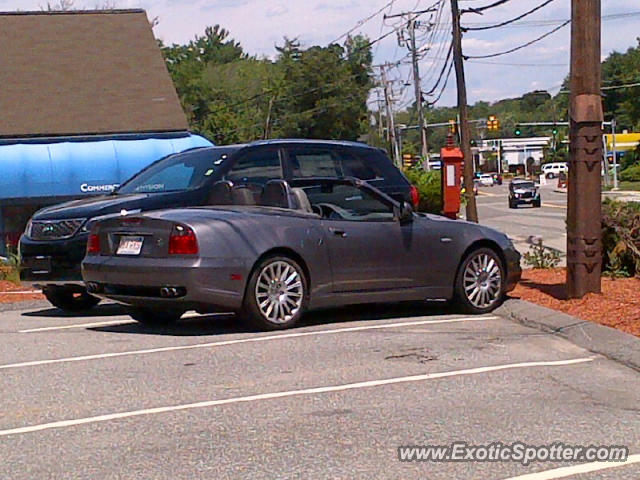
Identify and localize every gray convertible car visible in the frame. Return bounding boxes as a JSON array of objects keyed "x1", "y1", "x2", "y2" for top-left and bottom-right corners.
[{"x1": 82, "y1": 178, "x2": 521, "y2": 330}]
